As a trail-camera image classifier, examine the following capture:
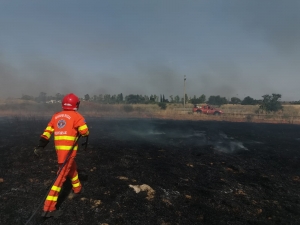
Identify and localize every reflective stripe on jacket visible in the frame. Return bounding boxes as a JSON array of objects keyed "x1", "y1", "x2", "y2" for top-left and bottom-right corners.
[{"x1": 41, "y1": 110, "x2": 89, "y2": 163}]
